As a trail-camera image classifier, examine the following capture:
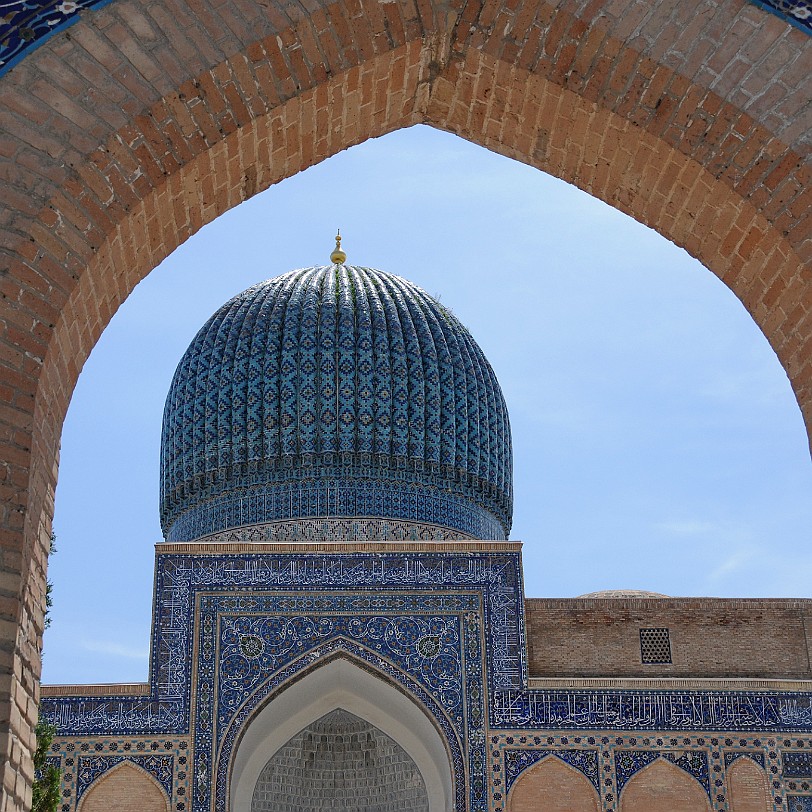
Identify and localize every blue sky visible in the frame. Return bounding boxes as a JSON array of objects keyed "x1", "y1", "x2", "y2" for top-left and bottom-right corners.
[{"x1": 42, "y1": 124, "x2": 812, "y2": 685}]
